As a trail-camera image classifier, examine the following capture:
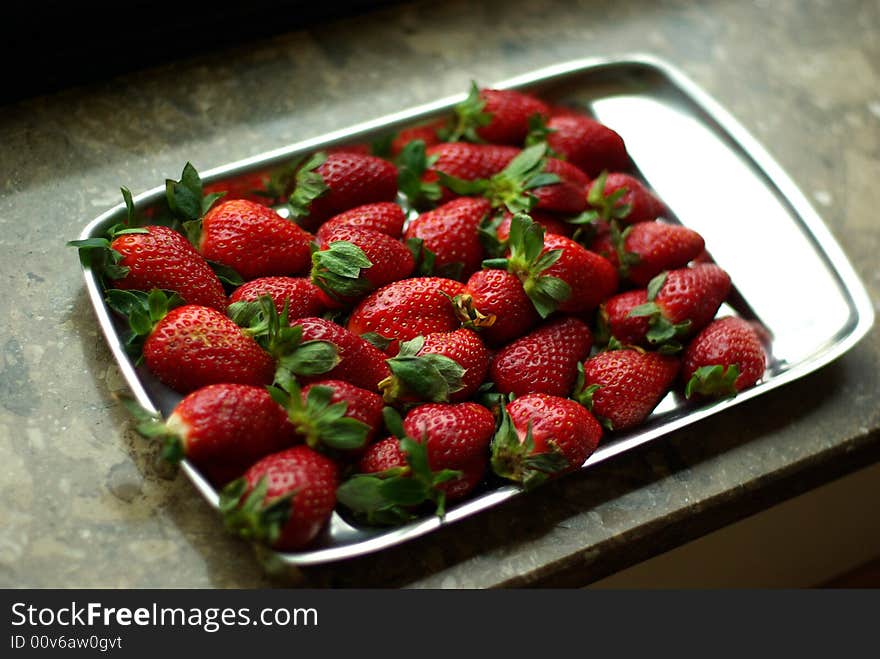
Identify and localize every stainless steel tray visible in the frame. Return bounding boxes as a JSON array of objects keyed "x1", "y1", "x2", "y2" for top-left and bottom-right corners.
[{"x1": 77, "y1": 55, "x2": 875, "y2": 567}]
